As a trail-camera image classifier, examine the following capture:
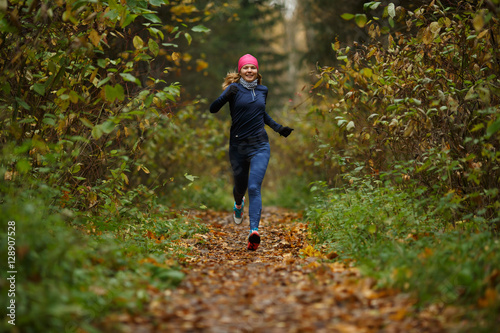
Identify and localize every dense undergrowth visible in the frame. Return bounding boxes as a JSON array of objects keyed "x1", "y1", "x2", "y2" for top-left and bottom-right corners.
[
  {"x1": 306, "y1": 175, "x2": 500, "y2": 331},
  {"x1": 0, "y1": 182, "x2": 207, "y2": 333}
]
